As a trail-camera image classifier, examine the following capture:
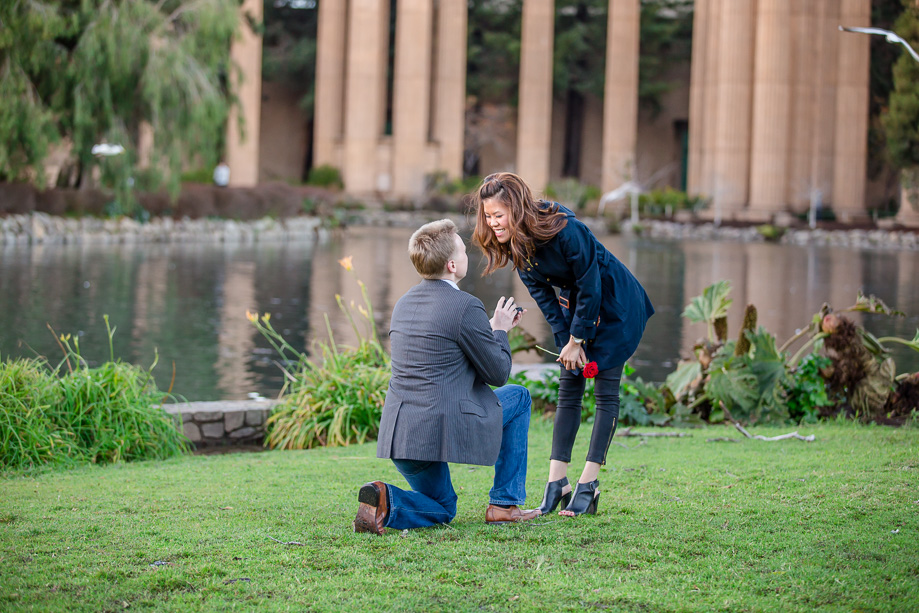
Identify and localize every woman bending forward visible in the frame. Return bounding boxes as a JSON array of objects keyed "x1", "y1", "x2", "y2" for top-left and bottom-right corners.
[{"x1": 471, "y1": 172, "x2": 654, "y2": 517}]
